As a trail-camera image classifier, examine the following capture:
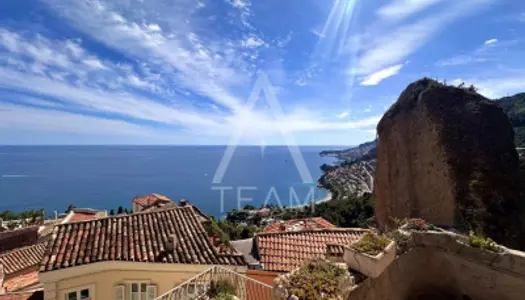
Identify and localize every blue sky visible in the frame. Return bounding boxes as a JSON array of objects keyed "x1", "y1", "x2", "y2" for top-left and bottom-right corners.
[{"x1": 0, "y1": 0, "x2": 523, "y2": 145}]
